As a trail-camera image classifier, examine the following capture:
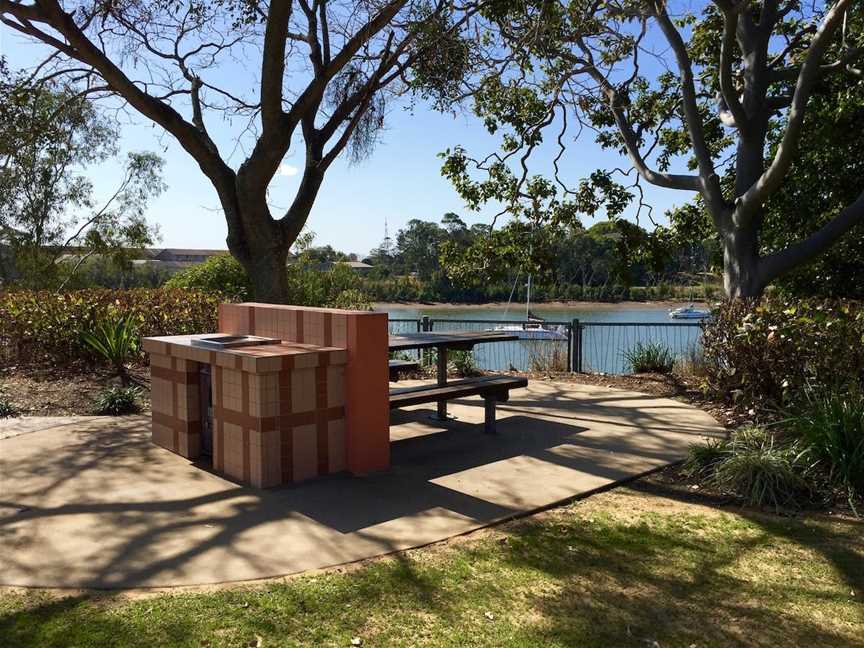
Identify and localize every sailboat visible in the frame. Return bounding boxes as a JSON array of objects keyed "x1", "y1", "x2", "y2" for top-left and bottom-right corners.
[{"x1": 490, "y1": 275, "x2": 569, "y2": 340}]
